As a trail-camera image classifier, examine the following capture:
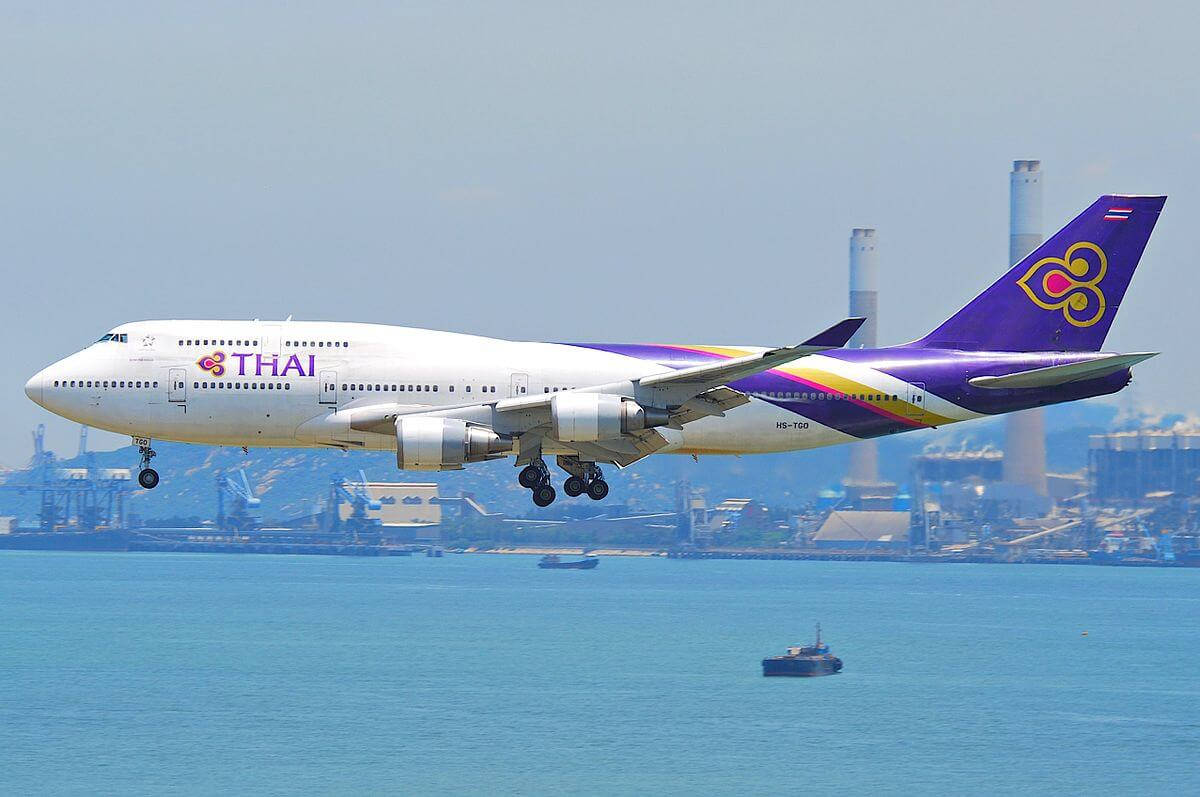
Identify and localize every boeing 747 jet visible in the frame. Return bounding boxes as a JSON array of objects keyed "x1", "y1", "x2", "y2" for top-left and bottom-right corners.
[{"x1": 25, "y1": 195, "x2": 1165, "y2": 506}]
